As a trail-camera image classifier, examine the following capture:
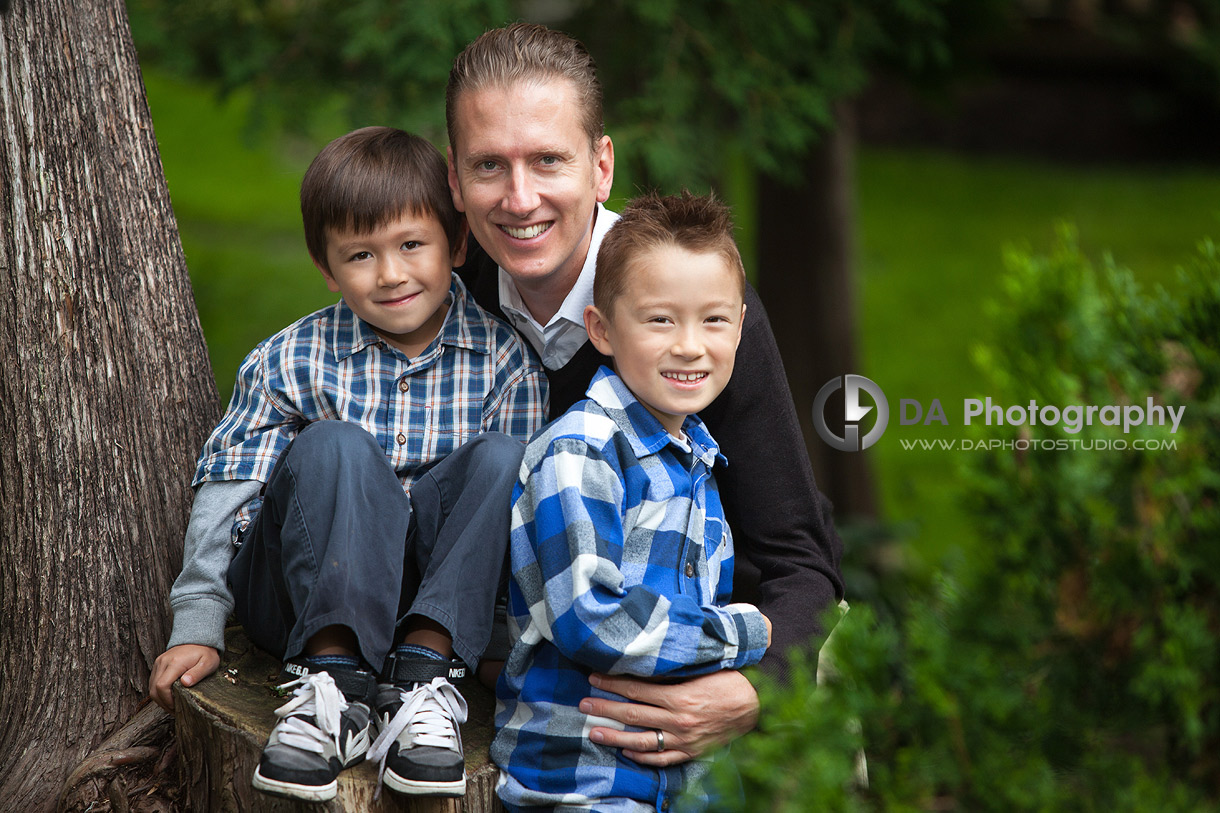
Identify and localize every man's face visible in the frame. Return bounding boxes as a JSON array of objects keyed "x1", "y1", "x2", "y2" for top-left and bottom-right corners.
[{"x1": 448, "y1": 78, "x2": 614, "y2": 302}]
